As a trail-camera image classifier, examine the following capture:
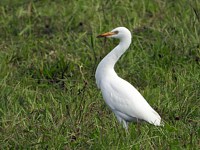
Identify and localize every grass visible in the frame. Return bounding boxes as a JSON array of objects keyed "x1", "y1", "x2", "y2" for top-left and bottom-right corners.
[{"x1": 0, "y1": 0, "x2": 199, "y2": 149}]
